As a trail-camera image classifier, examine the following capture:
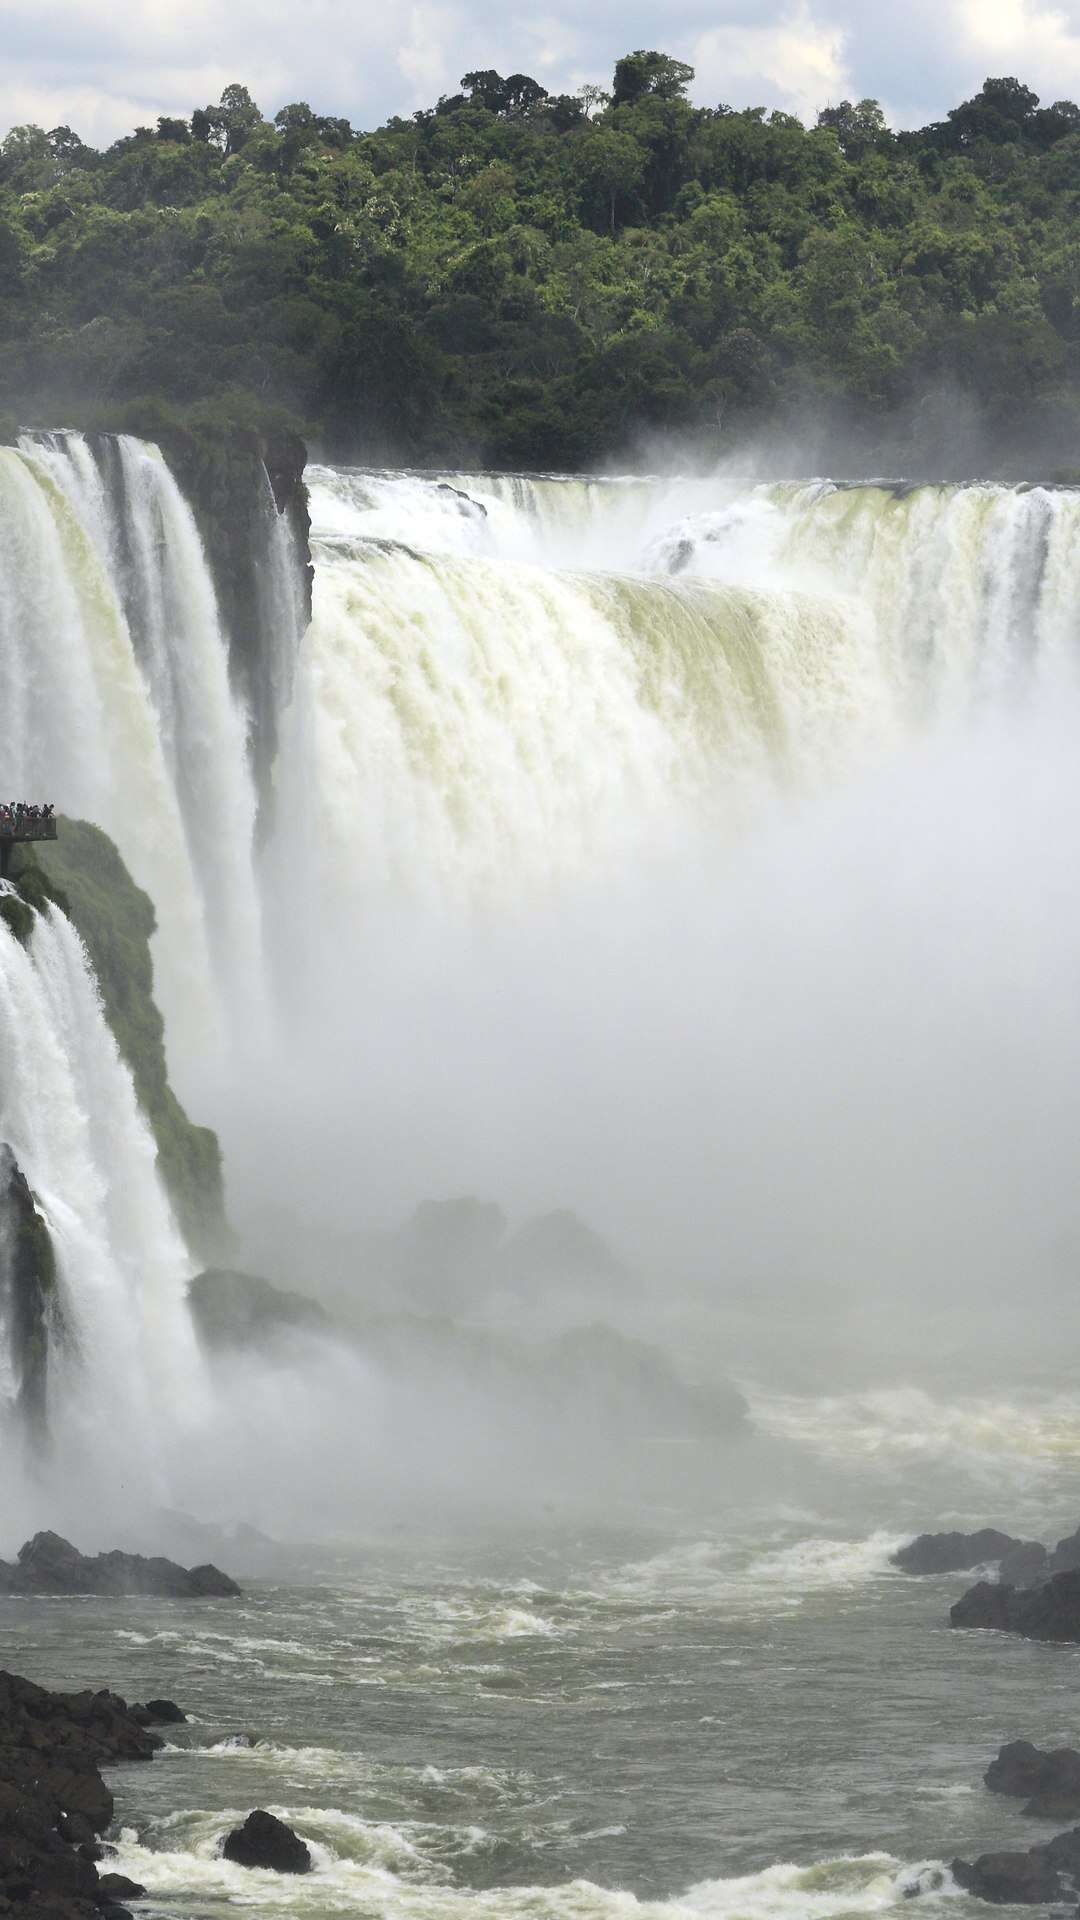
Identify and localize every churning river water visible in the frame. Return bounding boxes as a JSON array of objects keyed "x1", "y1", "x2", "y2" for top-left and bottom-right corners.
[{"x1": 8, "y1": 1389, "x2": 1080, "y2": 1920}]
